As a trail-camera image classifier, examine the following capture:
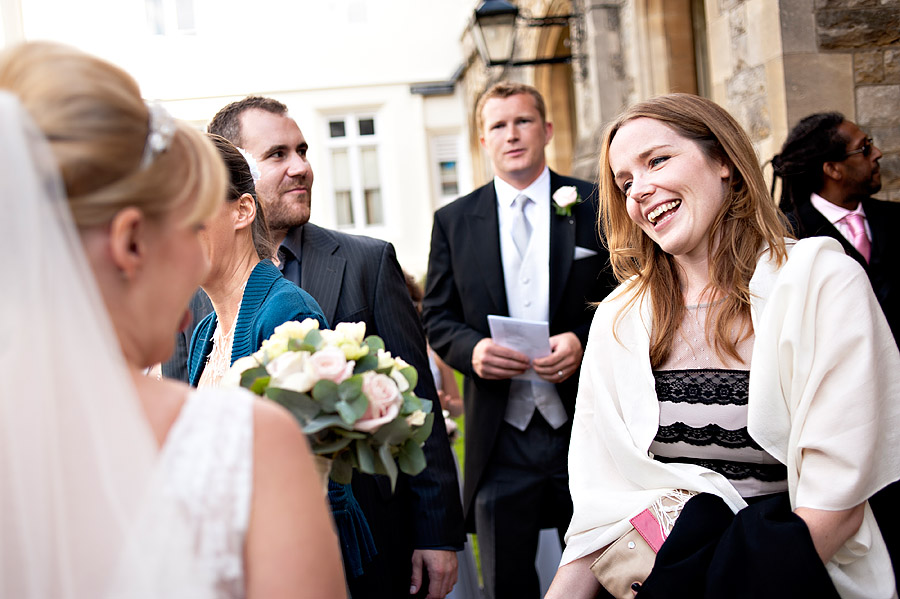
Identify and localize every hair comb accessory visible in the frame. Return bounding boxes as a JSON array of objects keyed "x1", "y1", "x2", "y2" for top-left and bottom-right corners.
[
  {"x1": 140, "y1": 102, "x2": 176, "y2": 169},
  {"x1": 236, "y1": 146, "x2": 261, "y2": 184}
]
